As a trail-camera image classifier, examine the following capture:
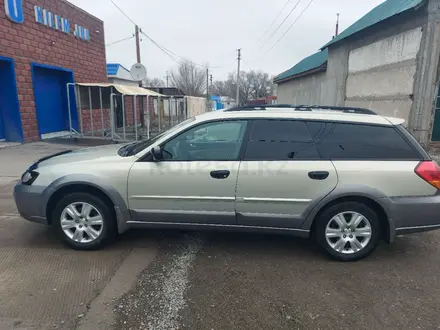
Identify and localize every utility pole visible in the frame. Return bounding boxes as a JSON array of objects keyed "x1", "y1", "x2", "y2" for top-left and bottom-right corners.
[
  {"x1": 165, "y1": 71, "x2": 170, "y2": 88},
  {"x1": 135, "y1": 25, "x2": 141, "y2": 63},
  {"x1": 135, "y1": 25, "x2": 142, "y2": 87},
  {"x1": 135, "y1": 25, "x2": 144, "y2": 128},
  {"x1": 206, "y1": 68, "x2": 210, "y2": 111},
  {"x1": 206, "y1": 68, "x2": 209, "y2": 99},
  {"x1": 236, "y1": 48, "x2": 241, "y2": 105},
  {"x1": 210, "y1": 74, "x2": 213, "y2": 90},
  {"x1": 335, "y1": 13, "x2": 340, "y2": 37}
]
